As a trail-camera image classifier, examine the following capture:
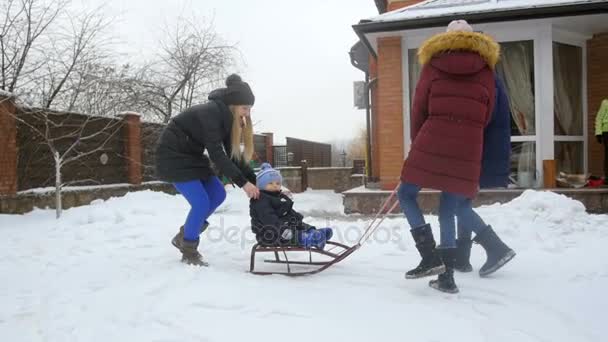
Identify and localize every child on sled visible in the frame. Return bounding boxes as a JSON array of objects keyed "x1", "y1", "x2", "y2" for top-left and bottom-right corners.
[{"x1": 250, "y1": 163, "x2": 333, "y2": 249}]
